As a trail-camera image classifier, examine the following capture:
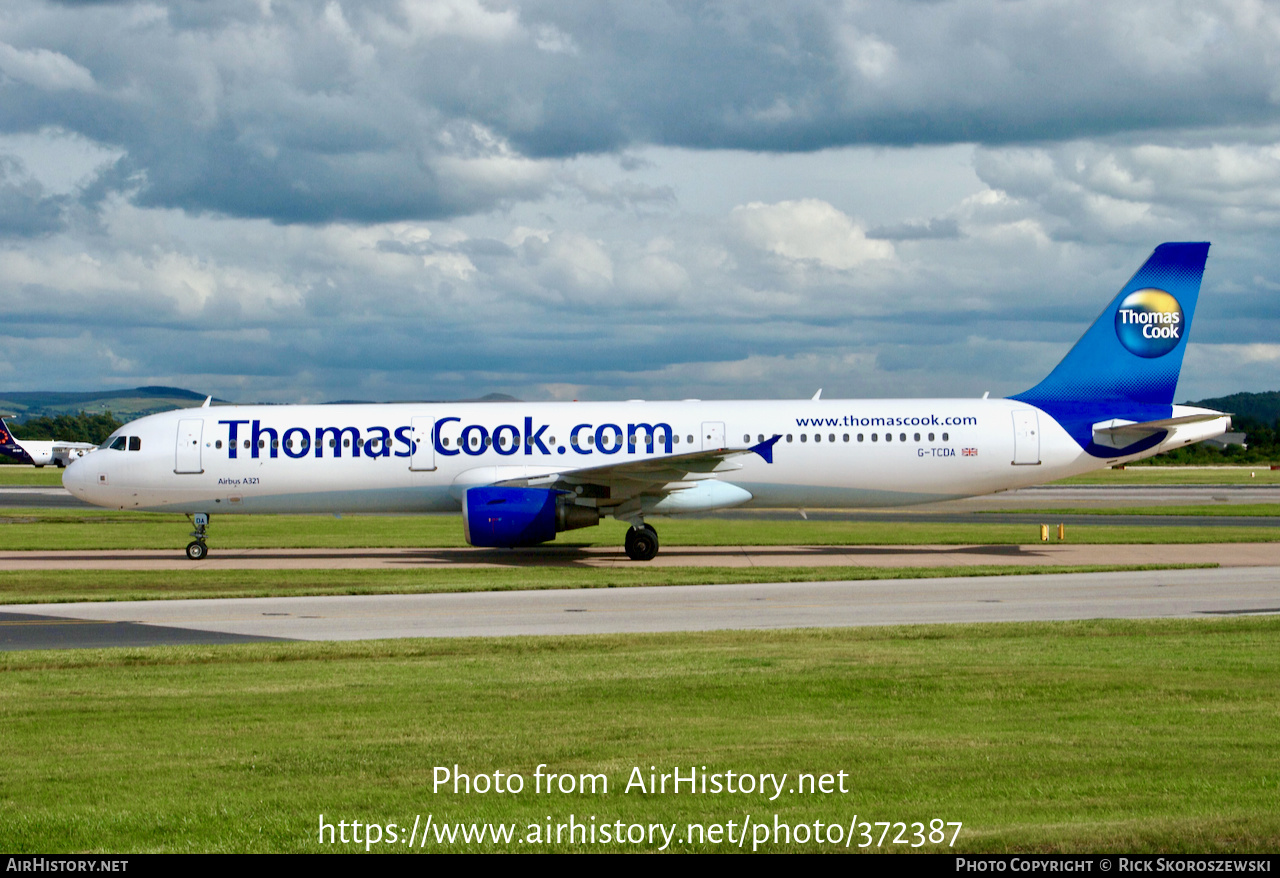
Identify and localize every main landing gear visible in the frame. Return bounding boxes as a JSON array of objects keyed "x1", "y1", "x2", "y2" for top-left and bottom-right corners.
[
  {"x1": 185, "y1": 513, "x2": 210, "y2": 561},
  {"x1": 624, "y1": 523, "x2": 659, "y2": 562}
]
